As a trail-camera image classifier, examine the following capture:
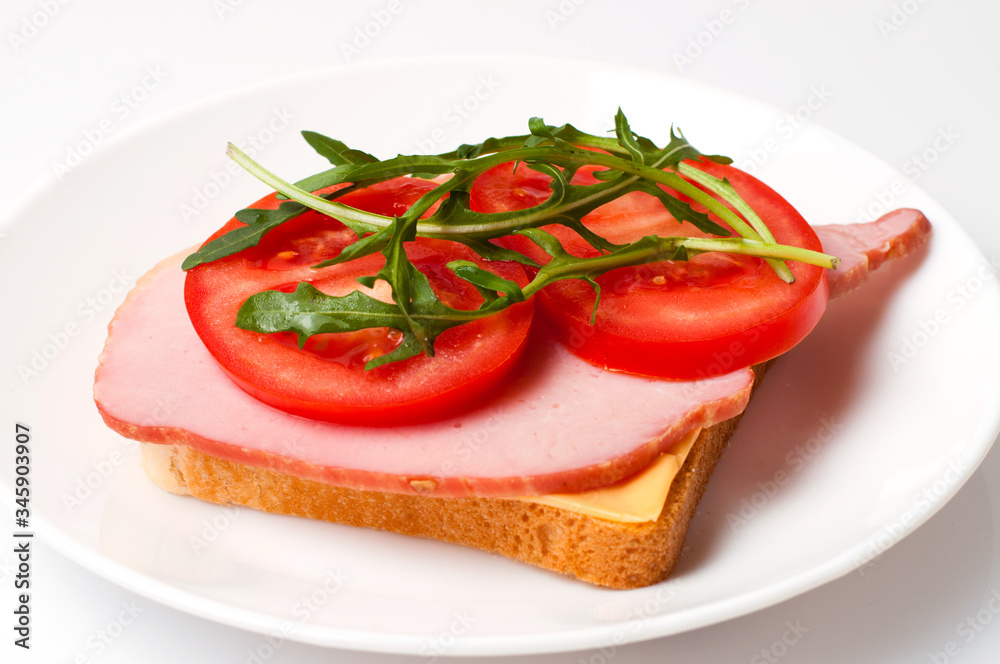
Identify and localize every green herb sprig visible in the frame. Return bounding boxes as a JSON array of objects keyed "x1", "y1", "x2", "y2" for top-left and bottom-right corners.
[{"x1": 184, "y1": 110, "x2": 838, "y2": 370}]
